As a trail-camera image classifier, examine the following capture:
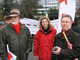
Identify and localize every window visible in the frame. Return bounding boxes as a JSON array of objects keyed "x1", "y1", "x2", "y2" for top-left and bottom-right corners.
[{"x1": 53, "y1": 3, "x2": 57, "y2": 5}]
